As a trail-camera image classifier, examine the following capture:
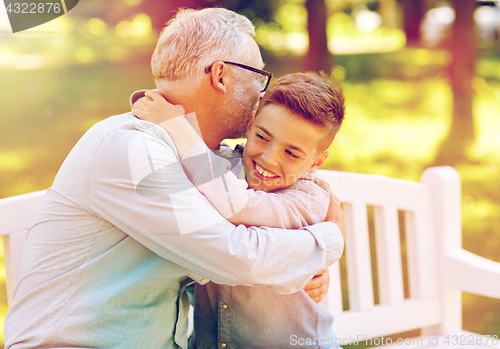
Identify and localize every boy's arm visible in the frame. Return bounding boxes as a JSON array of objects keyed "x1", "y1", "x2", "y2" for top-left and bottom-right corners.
[
  {"x1": 132, "y1": 90, "x2": 203, "y2": 158},
  {"x1": 133, "y1": 91, "x2": 331, "y2": 229},
  {"x1": 182, "y1": 145, "x2": 329, "y2": 229},
  {"x1": 133, "y1": 93, "x2": 341, "y2": 300},
  {"x1": 180, "y1": 145, "x2": 337, "y2": 303},
  {"x1": 304, "y1": 268, "x2": 330, "y2": 302}
]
